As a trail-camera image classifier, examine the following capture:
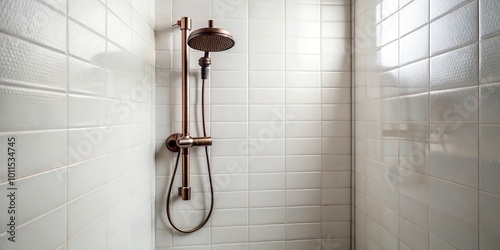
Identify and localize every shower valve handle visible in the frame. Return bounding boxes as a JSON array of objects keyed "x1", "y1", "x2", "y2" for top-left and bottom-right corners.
[{"x1": 177, "y1": 135, "x2": 212, "y2": 148}]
